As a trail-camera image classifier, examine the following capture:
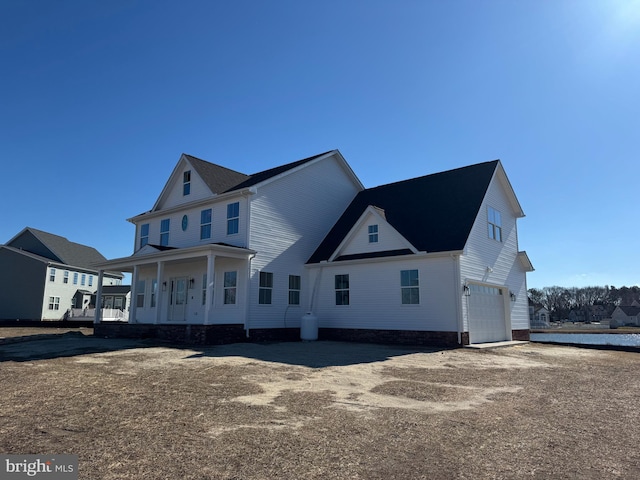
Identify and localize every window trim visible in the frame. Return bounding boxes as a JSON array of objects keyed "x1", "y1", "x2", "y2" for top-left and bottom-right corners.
[
  {"x1": 335, "y1": 274, "x2": 350, "y2": 306},
  {"x1": 488, "y1": 206, "x2": 502, "y2": 242},
  {"x1": 288, "y1": 275, "x2": 301, "y2": 306},
  {"x1": 49, "y1": 268, "x2": 56, "y2": 282},
  {"x1": 227, "y1": 202, "x2": 240, "y2": 235},
  {"x1": 140, "y1": 223, "x2": 149, "y2": 248},
  {"x1": 368, "y1": 224, "x2": 379, "y2": 243},
  {"x1": 200, "y1": 208, "x2": 212, "y2": 240},
  {"x1": 183, "y1": 170, "x2": 191, "y2": 196},
  {"x1": 160, "y1": 218, "x2": 170, "y2": 246},
  {"x1": 400, "y1": 269, "x2": 420, "y2": 305},
  {"x1": 223, "y1": 271, "x2": 237, "y2": 305},
  {"x1": 259, "y1": 272, "x2": 273, "y2": 305},
  {"x1": 48, "y1": 296, "x2": 60, "y2": 311}
]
